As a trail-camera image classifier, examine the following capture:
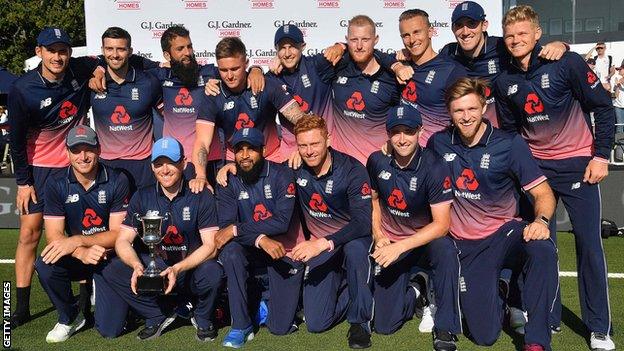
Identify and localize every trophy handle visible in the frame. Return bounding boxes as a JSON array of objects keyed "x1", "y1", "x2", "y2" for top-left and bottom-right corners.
[{"x1": 133, "y1": 213, "x2": 142, "y2": 233}]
